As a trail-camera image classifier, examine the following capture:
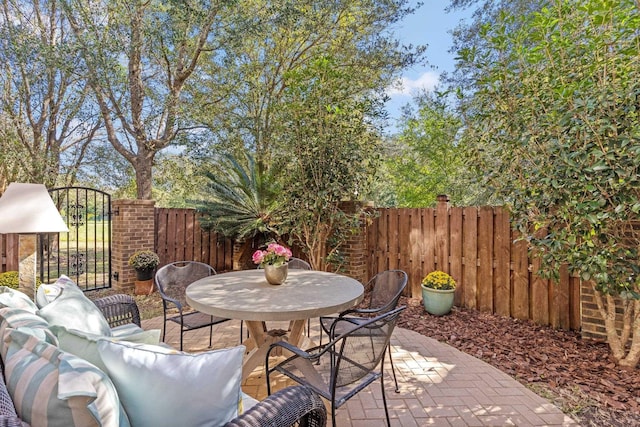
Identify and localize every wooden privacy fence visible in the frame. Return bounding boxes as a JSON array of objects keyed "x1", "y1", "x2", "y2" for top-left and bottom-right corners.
[
  {"x1": 0, "y1": 234, "x2": 19, "y2": 273},
  {"x1": 154, "y1": 208, "x2": 234, "y2": 272},
  {"x1": 366, "y1": 201, "x2": 581, "y2": 331},
  {"x1": 3, "y1": 202, "x2": 581, "y2": 331}
]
